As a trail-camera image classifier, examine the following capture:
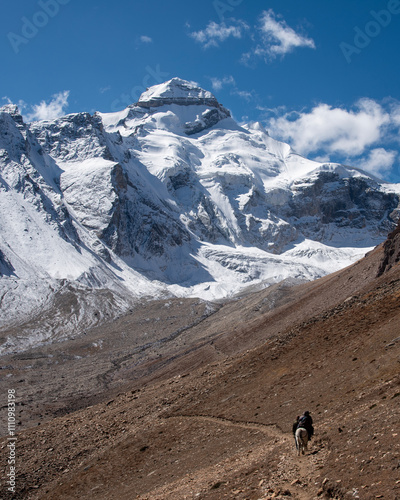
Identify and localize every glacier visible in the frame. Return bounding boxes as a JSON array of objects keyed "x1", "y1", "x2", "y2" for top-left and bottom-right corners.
[{"x1": 1, "y1": 77, "x2": 399, "y2": 353}]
